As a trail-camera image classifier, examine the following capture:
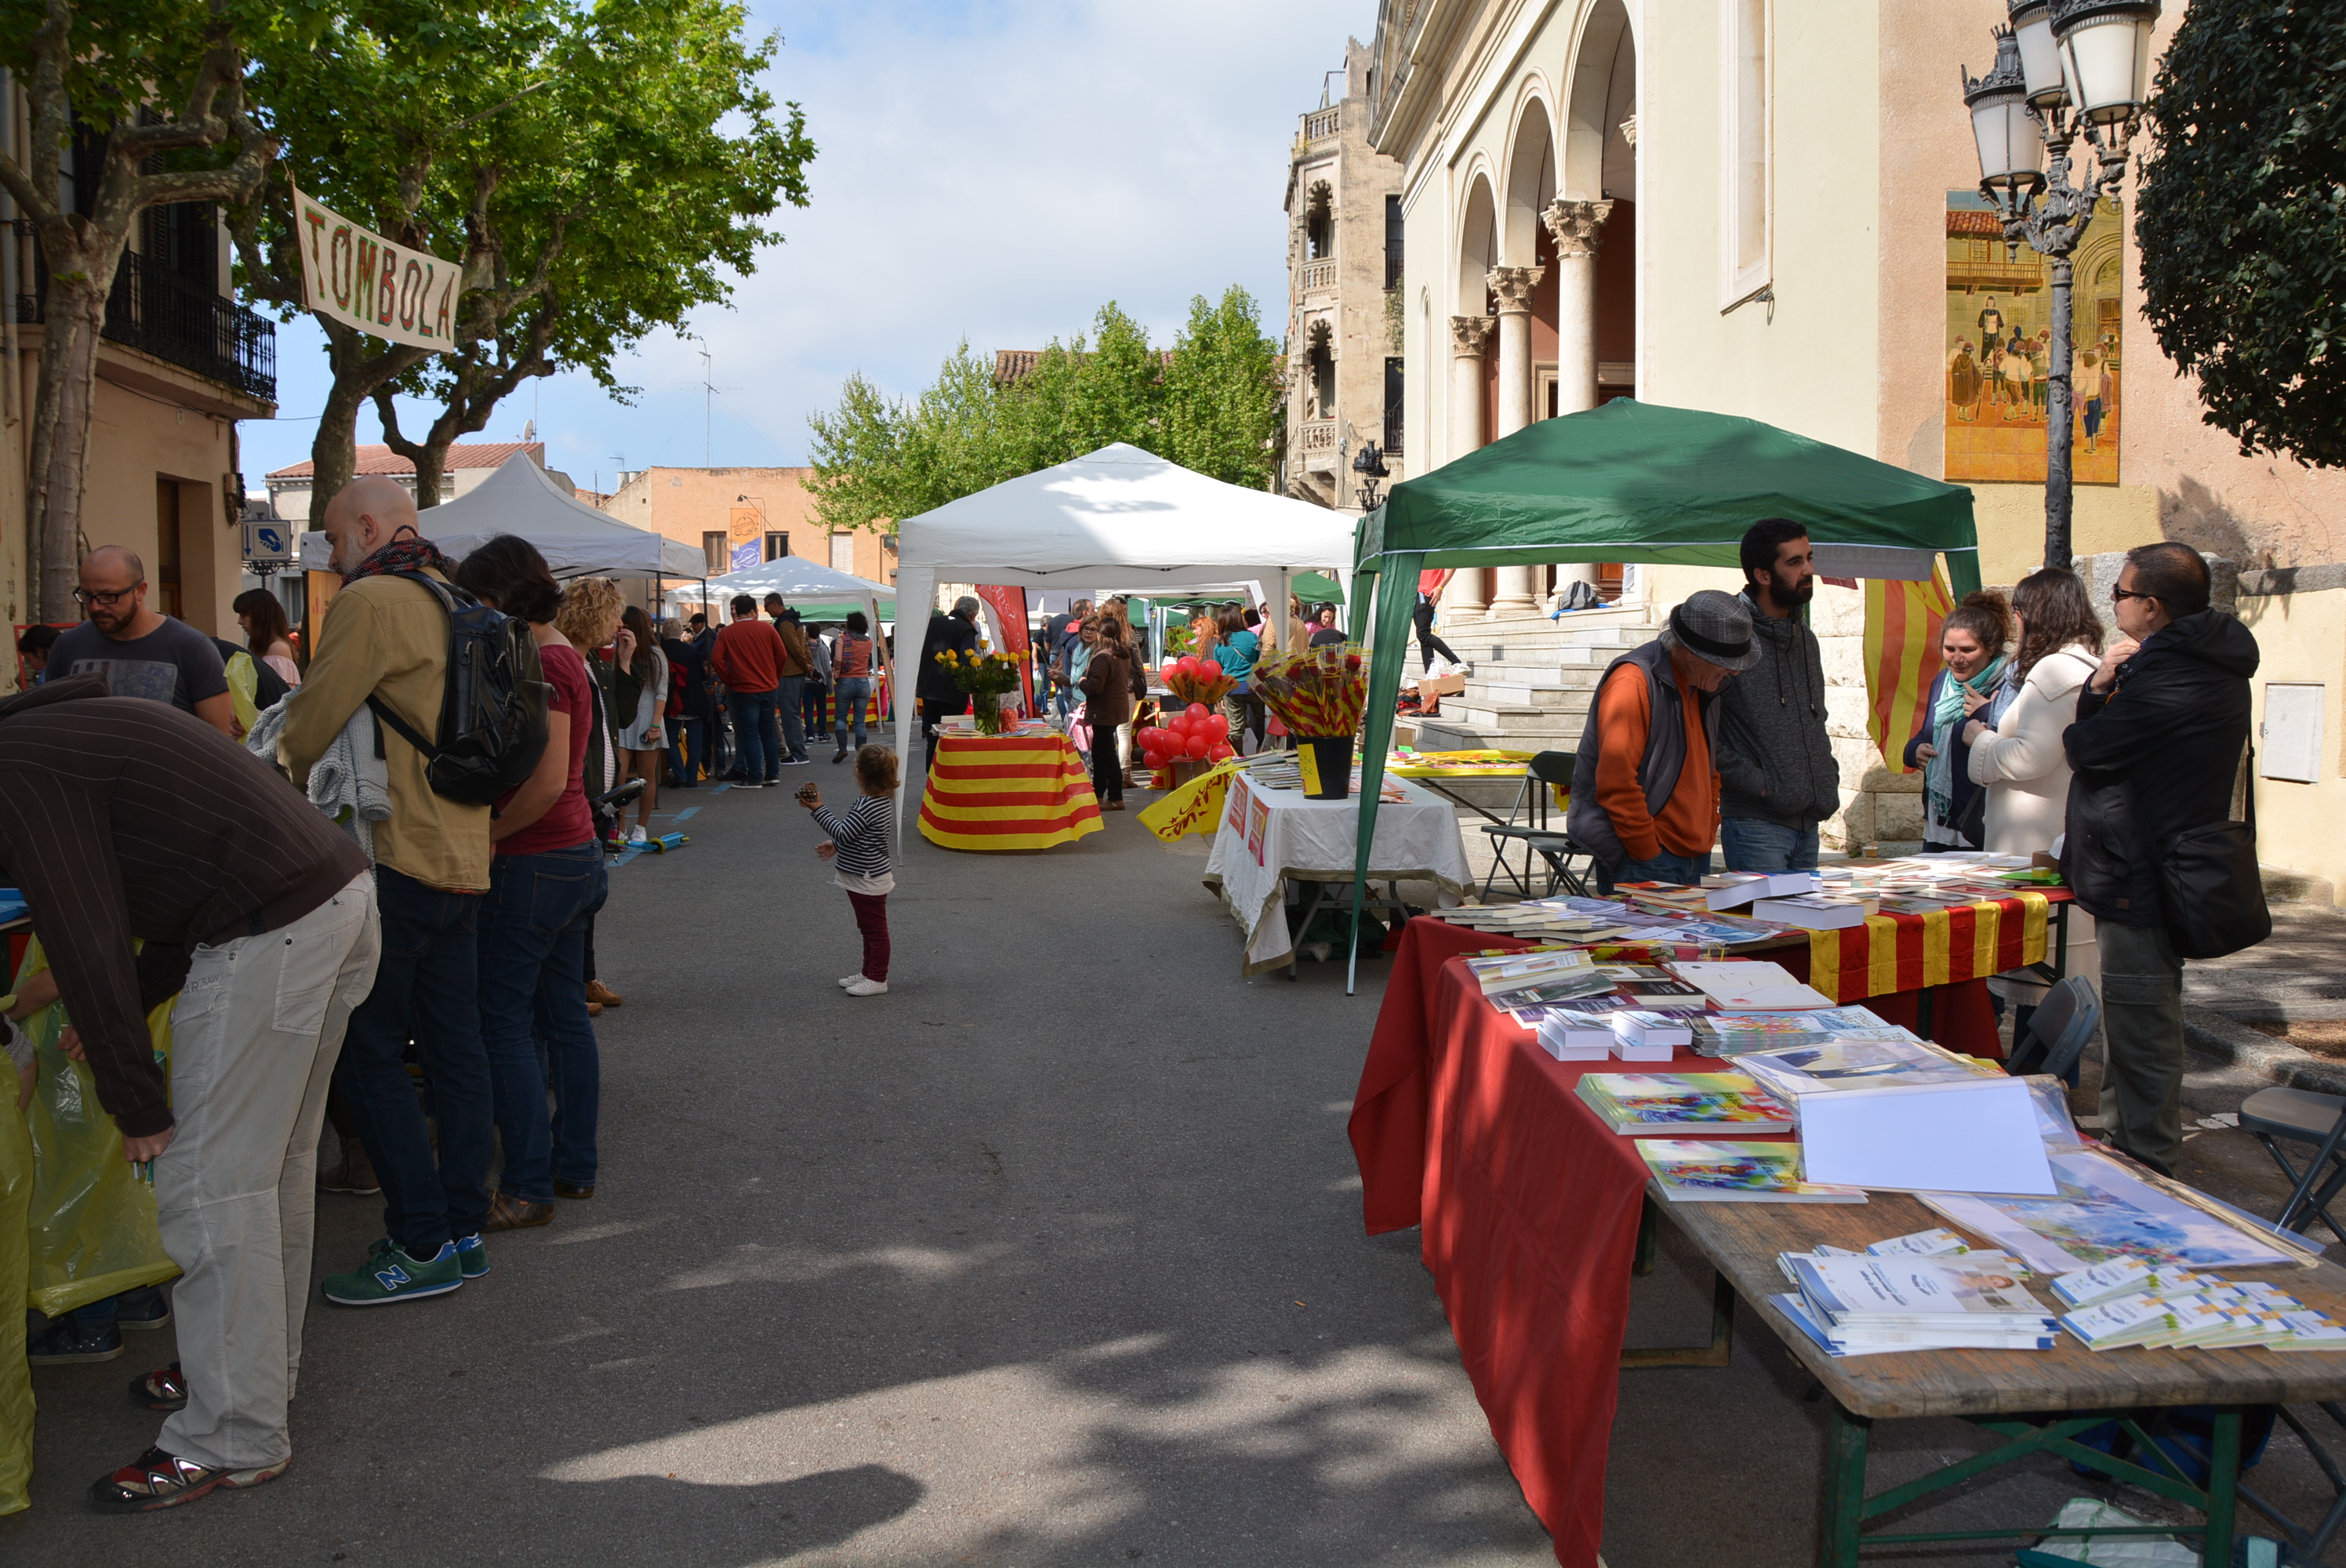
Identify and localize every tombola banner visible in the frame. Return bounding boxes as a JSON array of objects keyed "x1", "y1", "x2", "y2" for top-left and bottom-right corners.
[{"x1": 292, "y1": 186, "x2": 463, "y2": 352}]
